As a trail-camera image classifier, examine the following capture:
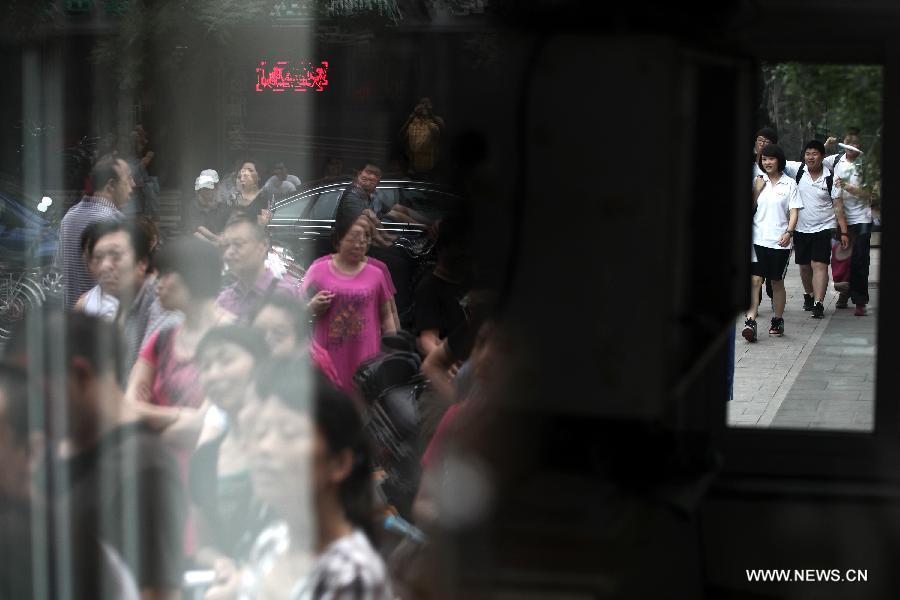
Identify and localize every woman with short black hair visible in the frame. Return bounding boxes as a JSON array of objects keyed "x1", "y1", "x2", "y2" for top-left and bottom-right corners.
[
  {"x1": 743, "y1": 144, "x2": 803, "y2": 342},
  {"x1": 126, "y1": 236, "x2": 233, "y2": 415},
  {"x1": 234, "y1": 364, "x2": 392, "y2": 599}
]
